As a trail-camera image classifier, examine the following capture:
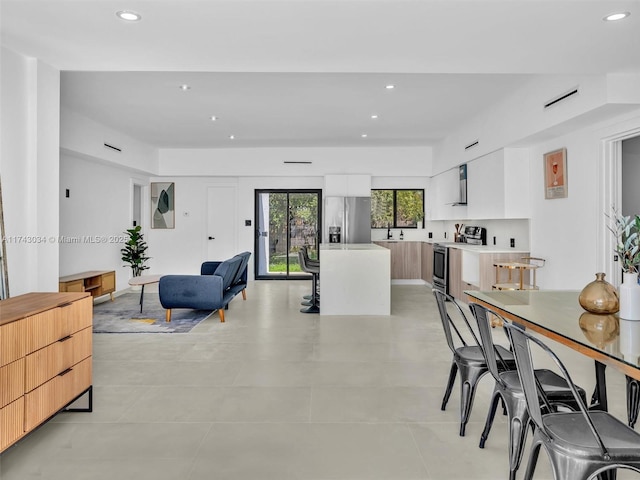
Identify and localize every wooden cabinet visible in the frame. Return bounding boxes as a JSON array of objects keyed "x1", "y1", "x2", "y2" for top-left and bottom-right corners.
[
  {"x1": 0, "y1": 292, "x2": 93, "y2": 453},
  {"x1": 421, "y1": 242, "x2": 434, "y2": 284},
  {"x1": 59, "y1": 270, "x2": 115, "y2": 300},
  {"x1": 374, "y1": 241, "x2": 422, "y2": 279},
  {"x1": 448, "y1": 247, "x2": 463, "y2": 300}
]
